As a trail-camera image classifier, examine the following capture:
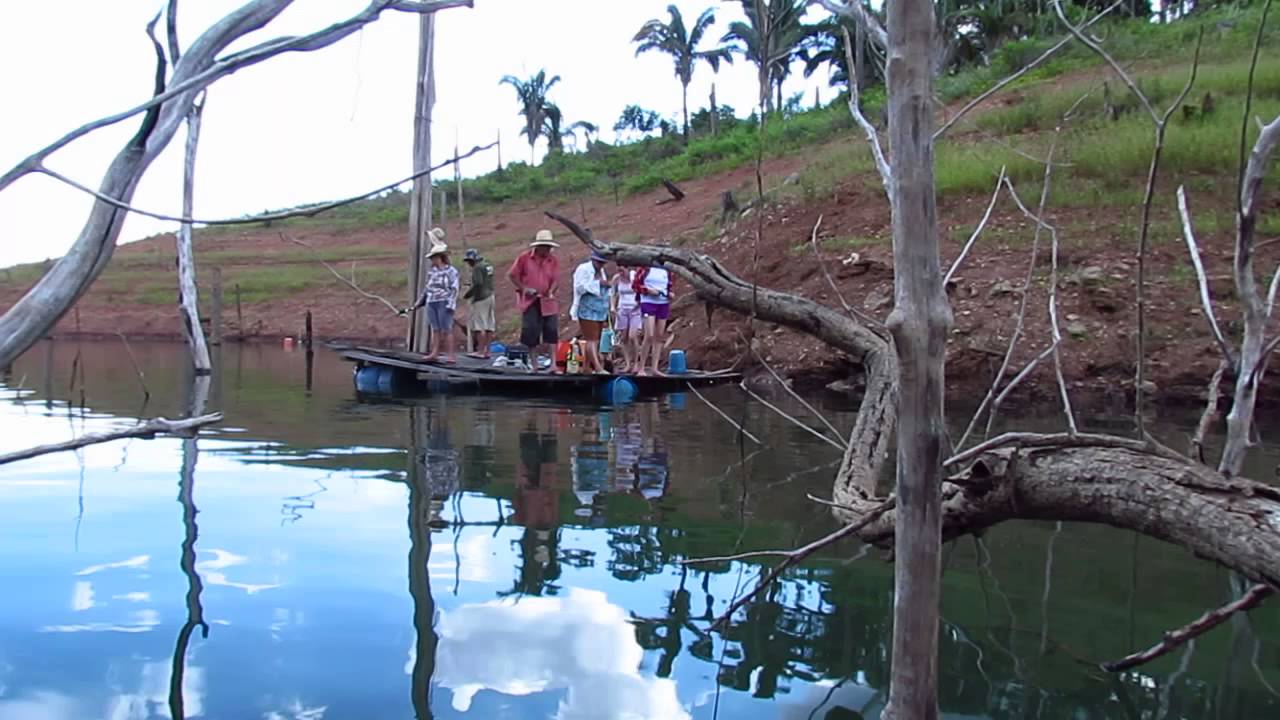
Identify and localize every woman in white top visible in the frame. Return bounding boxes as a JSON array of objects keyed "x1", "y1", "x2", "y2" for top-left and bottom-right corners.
[
  {"x1": 611, "y1": 264, "x2": 642, "y2": 373},
  {"x1": 633, "y1": 261, "x2": 673, "y2": 376}
]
